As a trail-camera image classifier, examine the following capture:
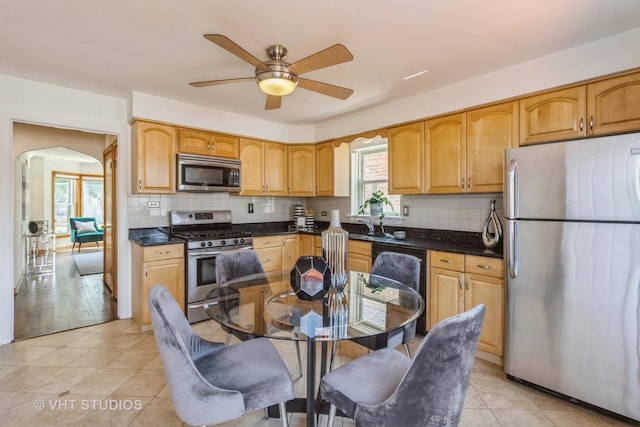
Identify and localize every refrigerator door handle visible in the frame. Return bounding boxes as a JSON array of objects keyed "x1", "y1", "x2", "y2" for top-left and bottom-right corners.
[
  {"x1": 508, "y1": 220, "x2": 518, "y2": 278},
  {"x1": 506, "y1": 159, "x2": 519, "y2": 218}
]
